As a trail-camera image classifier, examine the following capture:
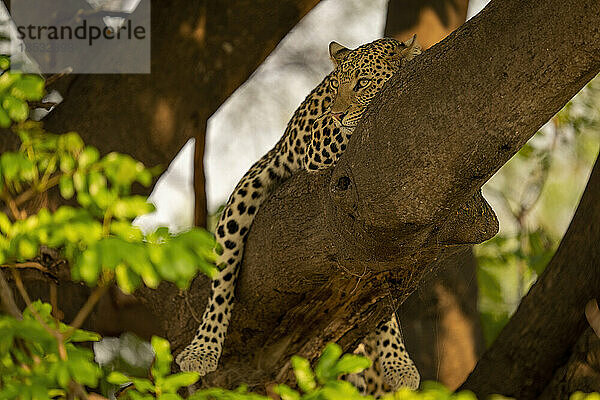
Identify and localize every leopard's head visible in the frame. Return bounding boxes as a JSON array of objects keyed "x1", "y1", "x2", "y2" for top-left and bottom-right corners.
[{"x1": 327, "y1": 36, "x2": 421, "y2": 129}]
